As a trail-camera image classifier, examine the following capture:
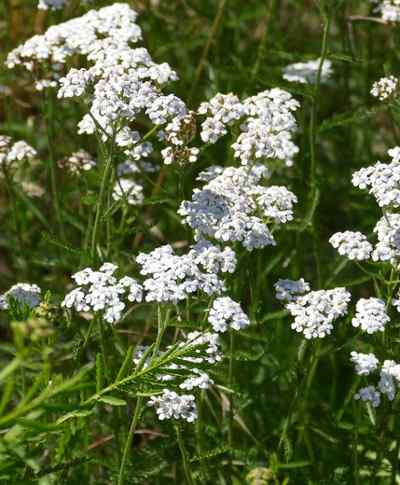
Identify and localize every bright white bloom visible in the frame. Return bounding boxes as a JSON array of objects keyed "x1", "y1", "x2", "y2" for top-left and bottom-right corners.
[
  {"x1": 350, "y1": 351, "x2": 379, "y2": 376},
  {"x1": 7, "y1": 141, "x2": 37, "y2": 163},
  {"x1": 136, "y1": 242, "x2": 235, "y2": 303},
  {"x1": 198, "y1": 93, "x2": 245, "y2": 143},
  {"x1": 58, "y1": 150, "x2": 96, "y2": 175},
  {"x1": 352, "y1": 298, "x2": 389, "y2": 334},
  {"x1": 283, "y1": 58, "x2": 333, "y2": 84},
  {"x1": 62, "y1": 263, "x2": 143, "y2": 324},
  {"x1": 0, "y1": 136, "x2": 37, "y2": 168},
  {"x1": 371, "y1": 75, "x2": 399, "y2": 100},
  {"x1": 354, "y1": 386, "x2": 381, "y2": 407},
  {"x1": 58, "y1": 68, "x2": 93, "y2": 98},
  {"x1": 329, "y1": 231, "x2": 373, "y2": 261},
  {"x1": 286, "y1": 288, "x2": 351, "y2": 339},
  {"x1": 180, "y1": 370, "x2": 213, "y2": 391},
  {"x1": 208, "y1": 297, "x2": 250, "y2": 333},
  {"x1": 0, "y1": 283, "x2": 41, "y2": 310},
  {"x1": 382, "y1": 359, "x2": 400, "y2": 381},
  {"x1": 38, "y1": 0, "x2": 67, "y2": 9},
  {"x1": 256, "y1": 186, "x2": 297, "y2": 223},
  {"x1": 274, "y1": 278, "x2": 310, "y2": 303},
  {"x1": 352, "y1": 148, "x2": 400, "y2": 208},
  {"x1": 112, "y1": 179, "x2": 144, "y2": 206},
  {"x1": 179, "y1": 165, "x2": 295, "y2": 251},
  {"x1": 147, "y1": 390, "x2": 197, "y2": 422},
  {"x1": 232, "y1": 89, "x2": 300, "y2": 167},
  {"x1": 371, "y1": 0, "x2": 400, "y2": 22},
  {"x1": 372, "y1": 213, "x2": 400, "y2": 264},
  {"x1": 7, "y1": 4, "x2": 185, "y2": 146},
  {"x1": 184, "y1": 331, "x2": 222, "y2": 364}
]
